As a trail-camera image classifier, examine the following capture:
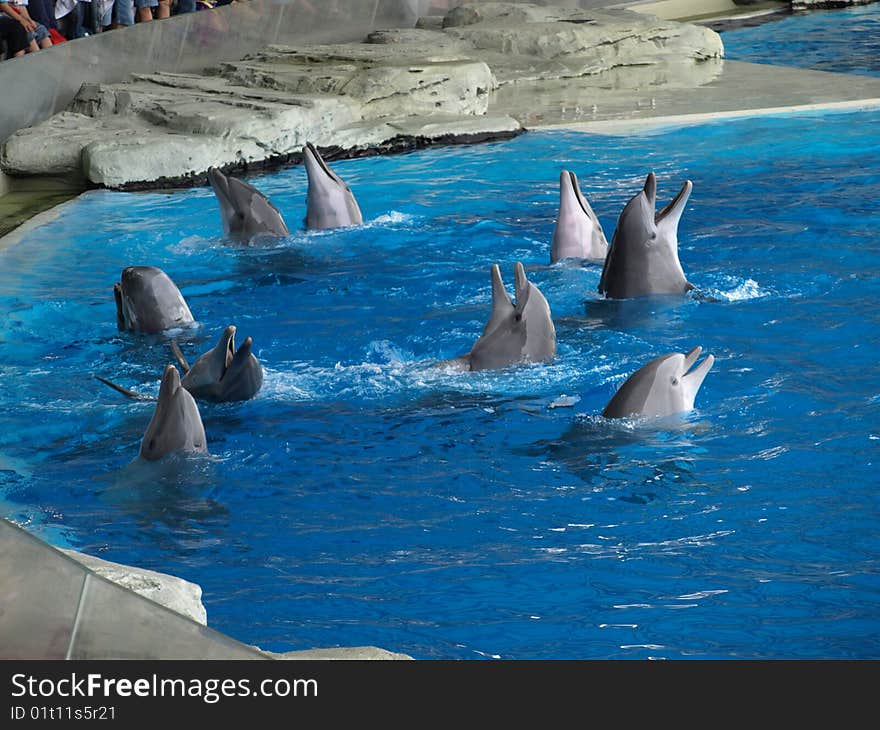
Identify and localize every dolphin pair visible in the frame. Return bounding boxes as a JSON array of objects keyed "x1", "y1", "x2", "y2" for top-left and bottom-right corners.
[
  {"x1": 444, "y1": 262, "x2": 556, "y2": 371},
  {"x1": 602, "y1": 346, "x2": 714, "y2": 419},
  {"x1": 115, "y1": 266, "x2": 195, "y2": 334},
  {"x1": 207, "y1": 145, "x2": 362, "y2": 237}
]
